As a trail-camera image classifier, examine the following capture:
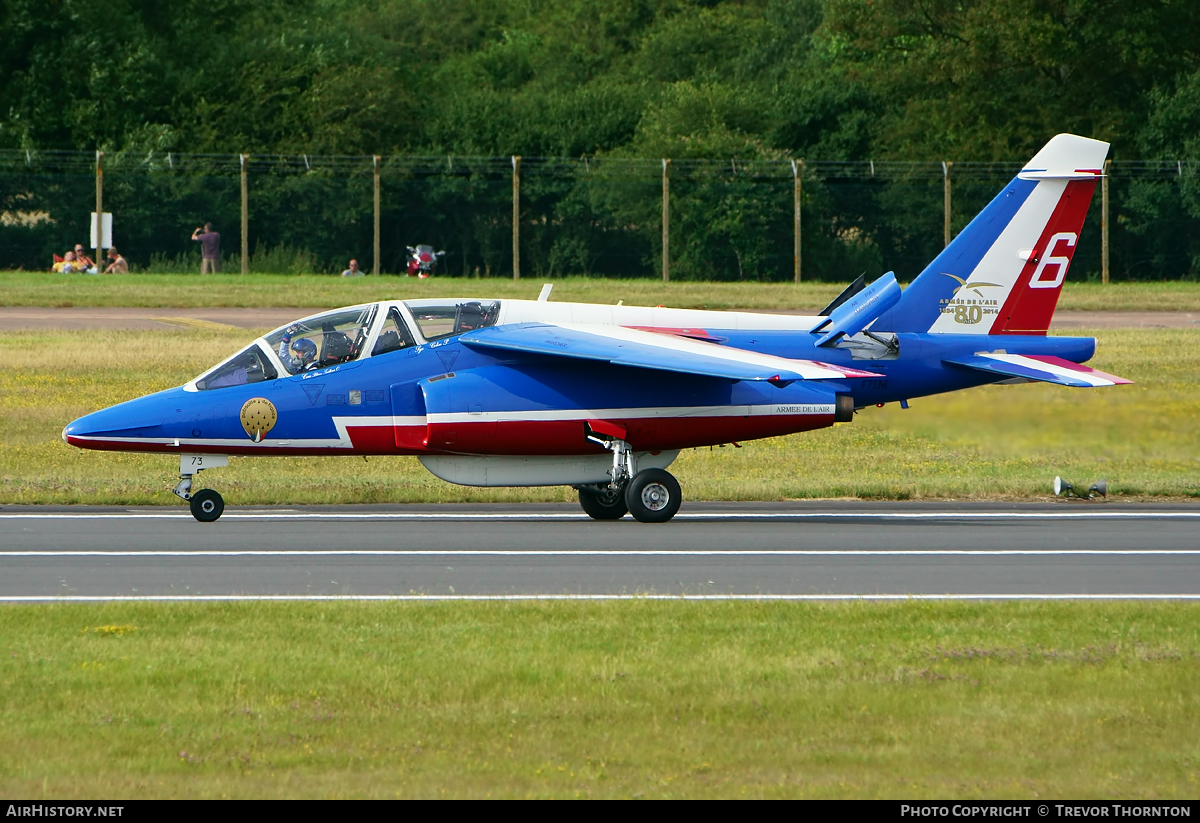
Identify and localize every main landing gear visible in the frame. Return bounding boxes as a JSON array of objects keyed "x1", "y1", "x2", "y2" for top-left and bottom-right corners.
[
  {"x1": 172, "y1": 455, "x2": 229, "y2": 522},
  {"x1": 577, "y1": 437, "x2": 682, "y2": 523}
]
